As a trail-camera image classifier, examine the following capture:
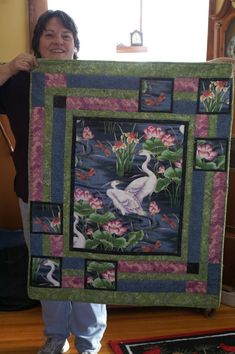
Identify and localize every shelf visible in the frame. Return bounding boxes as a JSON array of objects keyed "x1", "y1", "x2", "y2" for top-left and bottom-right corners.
[{"x1": 116, "y1": 45, "x2": 148, "y2": 53}]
